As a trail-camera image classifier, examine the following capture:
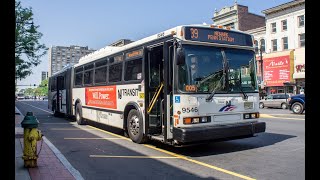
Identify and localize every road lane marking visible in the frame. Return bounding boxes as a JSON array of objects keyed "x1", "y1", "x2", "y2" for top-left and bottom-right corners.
[
  {"x1": 144, "y1": 144, "x2": 255, "y2": 180},
  {"x1": 260, "y1": 114, "x2": 276, "y2": 118},
  {"x1": 42, "y1": 123, "x2": 71, "y2": 124},
  {"x1": 260, "y1": 114, "x2": 304, "y2": 120},
  {"x1": 90, "y1": 155, "x2": 180, "y2": 159},
  {"x1": 18, "y1": 101, "x2": 53, "y2": 114},
  {"x1": 64, "y1": 137, "x2": 124, "y2": 140},
  {"x1": 51, "y1": 128, "x2": 93, "y2": 130},
  {"x1": 86, "y1": 125, "x2": 256, "y2": 180},
  {"x1": 267, "y1": 114, "x2": 305, "y2": 116},
  {"x1": 87, "y1": 125, "x2": 131, "y2": 141}
]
